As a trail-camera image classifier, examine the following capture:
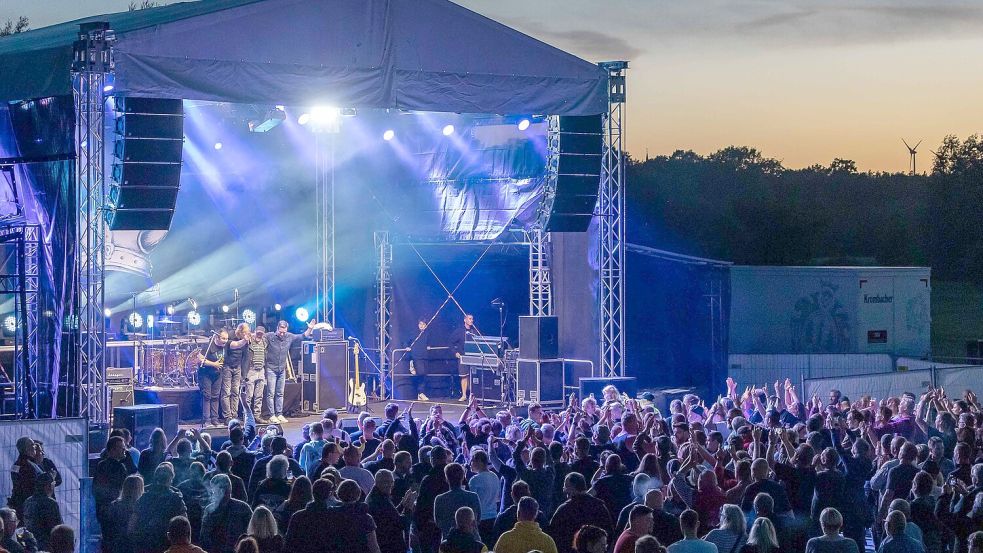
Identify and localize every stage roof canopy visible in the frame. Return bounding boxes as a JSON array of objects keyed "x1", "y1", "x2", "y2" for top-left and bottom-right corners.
[{"x1": 0, "y1": 0, "x2": 609, "y2": 115}]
